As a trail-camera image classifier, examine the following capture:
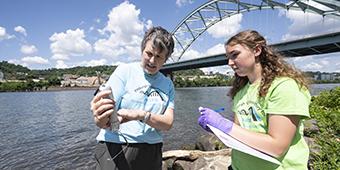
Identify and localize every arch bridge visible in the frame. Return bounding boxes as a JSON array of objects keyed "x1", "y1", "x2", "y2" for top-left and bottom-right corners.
[{"x1": 170, "y1": 0, "x2": 340, "y2": 62}]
